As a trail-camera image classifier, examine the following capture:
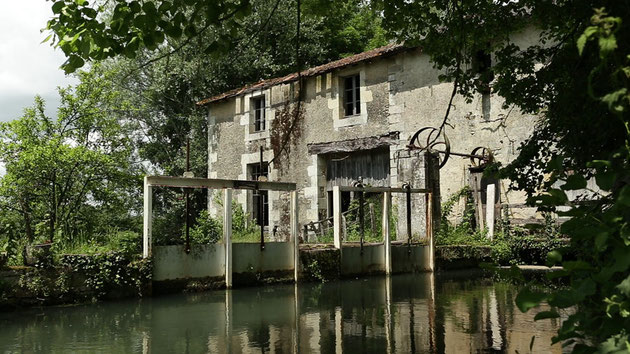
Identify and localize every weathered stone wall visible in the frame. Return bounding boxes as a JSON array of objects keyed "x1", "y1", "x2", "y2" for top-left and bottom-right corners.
[{"x1": 207, "y1": 32, "x2": 540, "y2": 231}]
